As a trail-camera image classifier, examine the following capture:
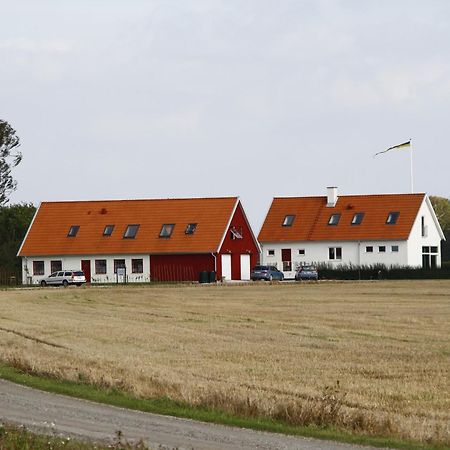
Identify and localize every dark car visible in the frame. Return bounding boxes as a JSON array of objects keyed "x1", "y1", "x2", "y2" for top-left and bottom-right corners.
[
  {"x1": 295, "y1": 265, "x2": 319, "y2": 281},
  {"x1": 251, "y1": 265, "x2": 284, "y2": 281}
]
